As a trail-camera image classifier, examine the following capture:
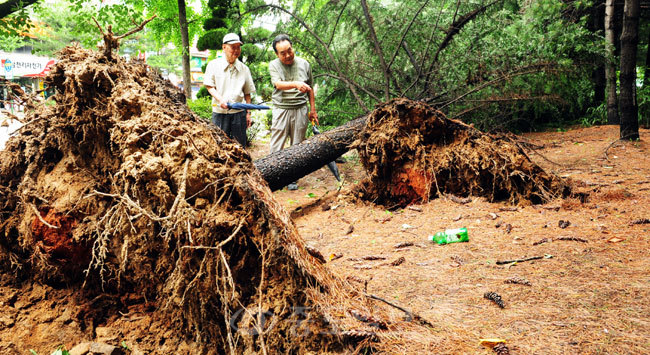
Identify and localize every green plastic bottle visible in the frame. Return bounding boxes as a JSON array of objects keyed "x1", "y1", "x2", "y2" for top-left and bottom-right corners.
[{"x1": 428, "y1": 227, "x2": 469, "y2": 245}]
